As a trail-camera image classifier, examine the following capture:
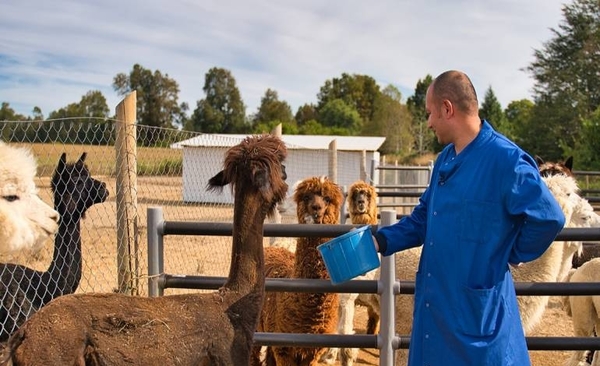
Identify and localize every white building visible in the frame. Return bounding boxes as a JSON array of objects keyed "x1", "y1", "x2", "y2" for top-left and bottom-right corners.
[{"x1": 173, "y1": 134, "x2": 386, "y2": 204}]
